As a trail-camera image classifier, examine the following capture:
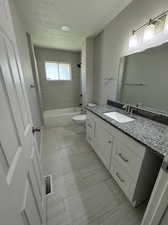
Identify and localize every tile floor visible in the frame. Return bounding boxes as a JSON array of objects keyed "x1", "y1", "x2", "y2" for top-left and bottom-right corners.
[{"x1": 42, "y1": 125, "x2": 146, "y2": 225}]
